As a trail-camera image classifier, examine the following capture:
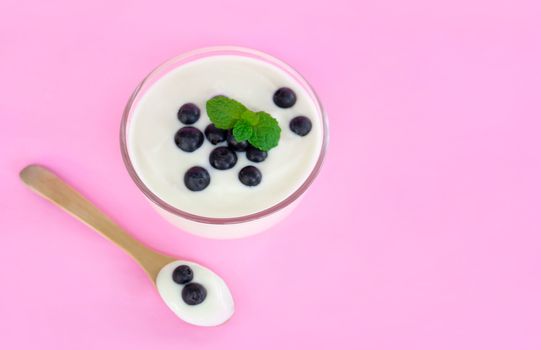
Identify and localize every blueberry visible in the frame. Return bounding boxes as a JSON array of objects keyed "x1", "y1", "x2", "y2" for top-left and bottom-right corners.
[
  {"x1": 172, "y1": 265, "x2": 194, "y2": 284},
  {"x1": 174, "y1": 127, "x2": 204, "y2": 152},
  {"x1": 177, "y1": 103, "x2": 200, "y2": 125},
  {"x1": 289, "y1": 116, "x2": 312, "y2": 136},
  {"x1": 182, "y1": 283, "x2": 207, "y2": 305},
  {"x1": 246, "y1": 145, "x2": 268, "y2": 163},
  {"x1": 204, "y1": 124, "x2": 227, "y2": 145},
  {"x1": 184, "y1": 166, "x2": 210, "y2": 191},
  {"x1": 227, "y1": 131, "x2": 249, "y2": 152},
  {"x1": 239, "y1": 166, "x2": 262, "y2": 186},
  {"x1": 209, "y1": 146, "x2": 237, "y2": 170},
  {"x1": 273, "y1": 87, "x2": 297, "y2": 108}
]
